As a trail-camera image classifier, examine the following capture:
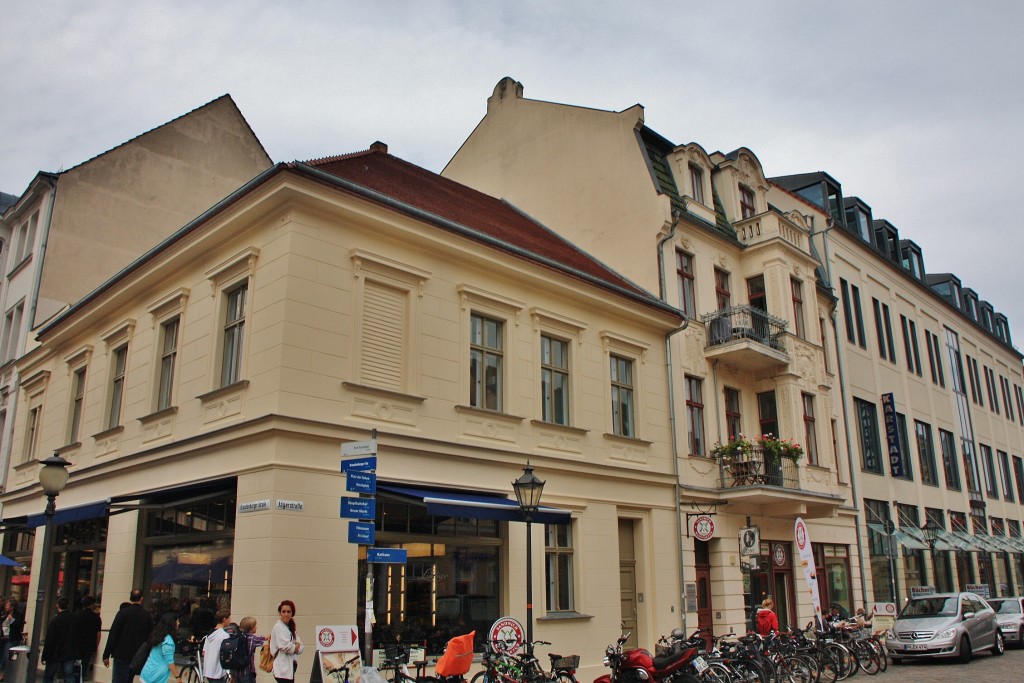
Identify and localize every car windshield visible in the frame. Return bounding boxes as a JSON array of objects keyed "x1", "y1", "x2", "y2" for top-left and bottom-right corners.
[
  {"x1": 991, "y1": 600, "x2": 1022, "y2": 614},
  {"x1": 899, "y1": 596, "x2": 959, "y2": 618}
]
